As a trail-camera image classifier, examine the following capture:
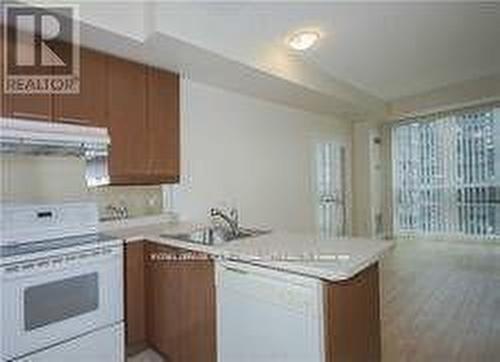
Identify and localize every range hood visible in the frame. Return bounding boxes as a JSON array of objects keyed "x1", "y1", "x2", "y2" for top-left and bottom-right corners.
[{"x1": 0, "y1": 117, "x2": 111, "y2": 187}]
